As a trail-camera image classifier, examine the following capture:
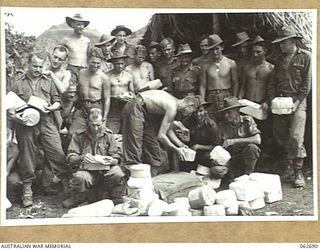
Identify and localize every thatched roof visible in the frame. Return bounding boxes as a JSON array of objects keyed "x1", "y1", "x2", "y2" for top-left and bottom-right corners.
[{"x1": 143, "y1": 12, "x2": 313, "y2": 57}]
